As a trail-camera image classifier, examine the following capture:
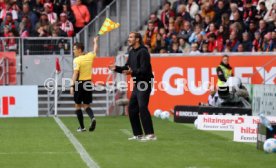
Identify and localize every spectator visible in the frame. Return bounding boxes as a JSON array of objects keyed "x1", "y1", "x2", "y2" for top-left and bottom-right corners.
[
  {"x1": 18, "y1": 3, "x2": 38, "y2": 33},
  {"x1": 159, "y1": 27, "x2": 168, "y2": 41},
  {"x1": 225, "y1": 31, "x2": 240, "y2": 52},
  {"x1": 199, "y1": 41, "x2": 206, "y2": 53},
  {"x1": 167, "y1": 23, "x2": 177, "y2": 39},
  {"x1": 174, "y1": 15, "x2": 183, "y2": 33},
  {"x1": 192, "y1": 13, "x2": 203, "y2": 27},
  {"x1": 262, "y1": 32, "x2": 274, "y2": 51},
  {"x1": 237, "y1": 44, "x2": 244, "y2": 52},
  {"x1": 154, "y1": 33, "x2": 167, "y2": 53},
  {"x1": 0, "y1": 12, "x2": 18, "y2": 34},
  {"x1": 206, "y1": 22, "x2": 217, "y2": 37},
  {"x1": 0, "y1": 0, "x2": 5, "y2": 11},
  {"x1": 172, "y1": 0, "x2": 185, "y2": 14},
  {"x1": 143, "y1": 21, "x2": 157, "y2": 51},
  {"x1": 257, "y1": 0, "x2": 274, "y2": 11},
  {"x1": 216, "y1": 25, "x2": 226, "y2": 52},
  {"x1": 50, "y1": 22, "x2": 67, "y2": 37},
  {"x1": 232, "y1": 11, "x2": 245, "y2": 33},
  {"x1": 168, "y1": 33, "x2": 178, "y2": 47},
  {"x1": 241, "y1": 32, "x2": 253, "y2": 51},
  {"x1": 178, "y1": 21, "x2": 193, "y2": 42},
  {"x1": 44, "y1": 2, "x2": 58, "y2": 24},
  {"x1": 149, "y1": 13, "x2": 164, "y2": 30},
  {"x1": 255, "y1": 1, "x2": 267, "y2": 21},
  {"x1": 186, "y1": 0, "x2": 199, "y2": 19},
  {"x1": 207, "y1": 33, "x2": 217, "y2": 52},
  {"x1": 272, "y1": 31, "x2": 276, "y2": 51},
  {"x1": 32, "y1": 0, "x2": 44, "y2": 16},
  {"x1": 169, "y1": 42, "x2": 182, "y2": 53},
  {"x1": 59, "y1": 13, "x2": 74, "y2": 37},
  {"x1": 19, "y1": 15, "x2": 31, "y2": 37},
  {"x1": 189, "y1": 24, "x2": 205, "y2": 43},
  {"x1": 5, "y1": 31, "x2": 17, "y2": 51},
  {"x1": 178, "y1": 37, "x2": 190, "y2": 53},
  {"x1": 62, "y1": 3, "x2": 76, "y2": 25},
  {"x1": 203, "y1": 15, "x2": 213, "y2": 32},
  {"x1": 35, "y1": 13, "x2": 51, "y2": 37},
  {"x1": 221, "y1": 13, "x2": 231, "y2": 31},
  {"x1": 71, "y1": 0, "x2": 90, "y2": 33},
  {"x1": 264, "y1": 3, "x2": 276, "y2": 23},
  {"x1": 196, "y1": 34, "x2": 205, "y2": 51},
  {"x1": 177, "y1": 4, "x2": 192, "y2": 22},
  {"x1": 258, "y1": 19, "x2": 268, "y2": 39},
  {"x1": 201, "y1": 2, "x2": 215, "y2": 21},
  {"x1": 252, "y1": 31, "x2": 262, "y2": 52},
  {"x1": 248, "y1": 20, "x2": 257, "y2": 40},
  {"x1": 160, "y1": 47, "x2": 168, "y2": 53},
  {"x1": 0, "y1": 2, "x2": 18, "y2": 21},
  {"x1": 243, "y1": 0, "x2": 258, "y2": 27},
  {"x1": 214, "y1": 0, "x2": 229, "y2": 26},
  {"x1": 161, "y1": 1, "x2": 175, "y2": 30},
  {"x1": 52, "y1": 0, "x2": 71, "y2": 15},
  {"x1": 190, "y1": 42, "x2": 200, "y2": 54},
  {"x1": 229, "y1": 3, "x2": 241, "y2": 22},
  {"x1": 70, "y1": 0, "x2": 77, "y2": 6}
]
